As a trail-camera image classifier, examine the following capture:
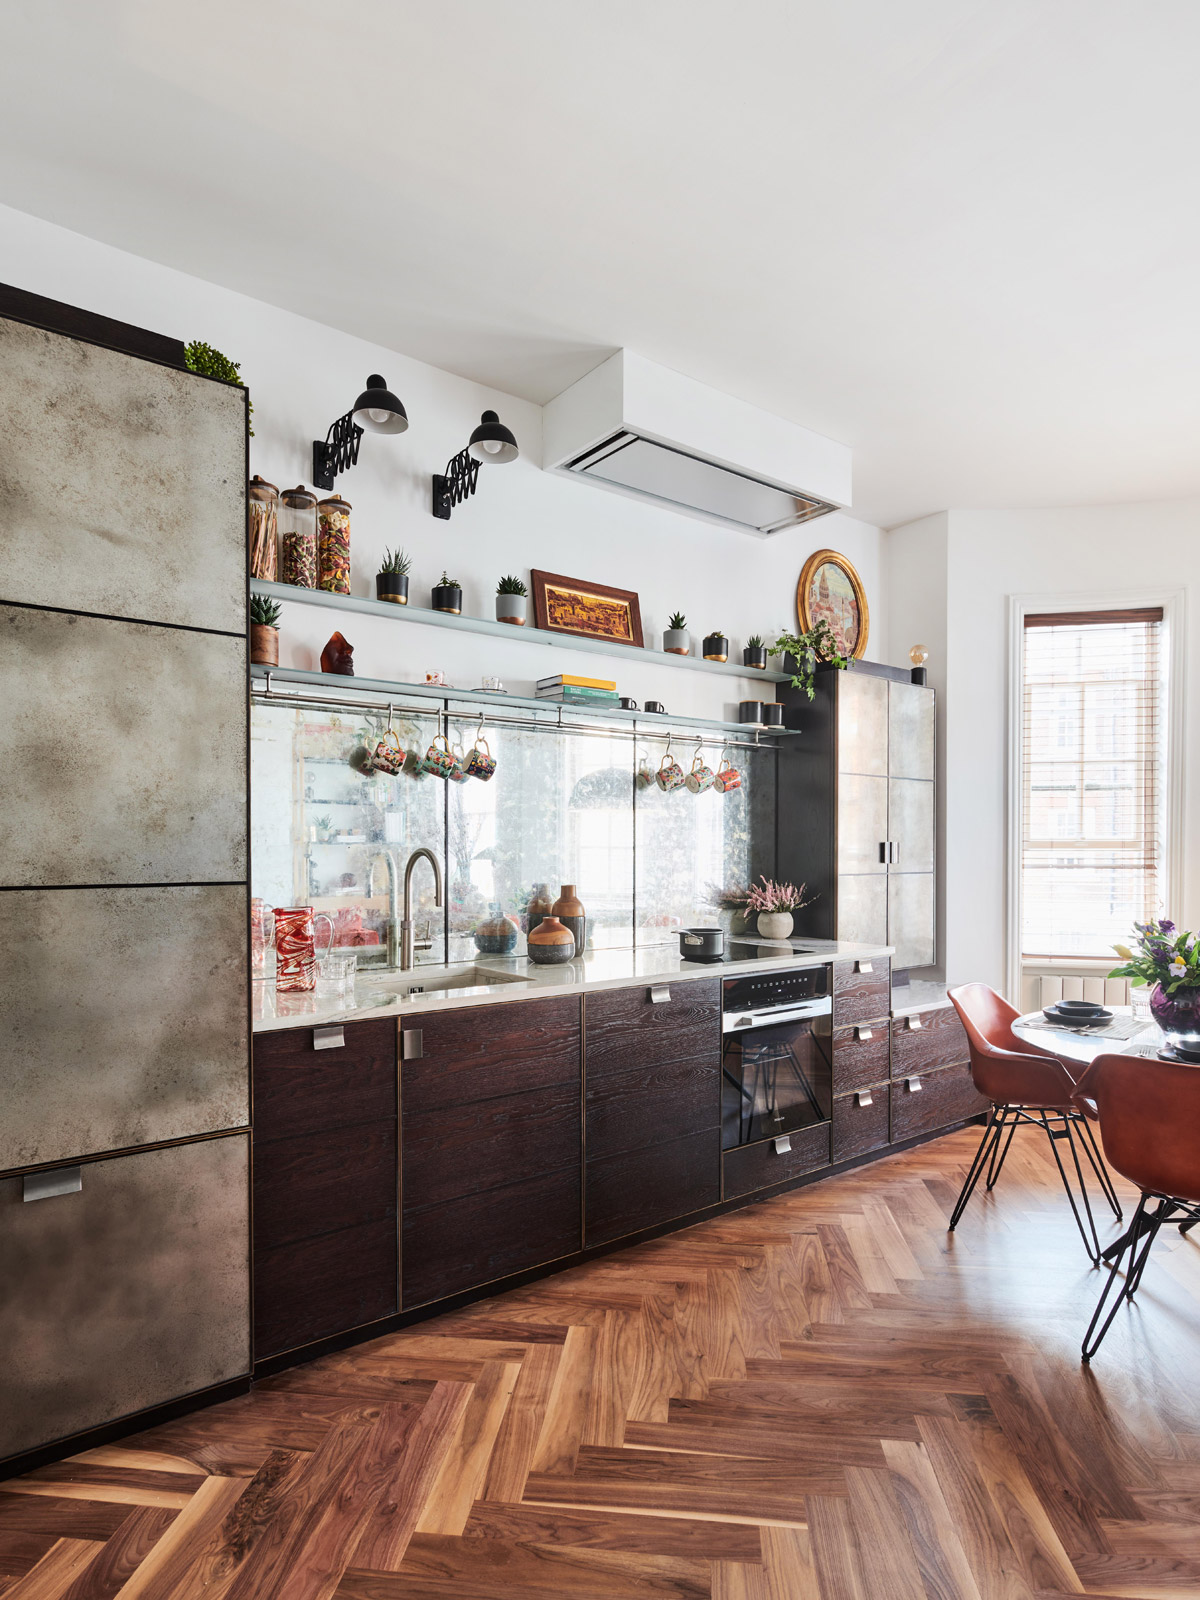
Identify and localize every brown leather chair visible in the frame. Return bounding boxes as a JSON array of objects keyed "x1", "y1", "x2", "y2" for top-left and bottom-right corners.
[
  {"x1": 947, "y1": 983, "x2": 1121, "y2": 1262},
  {"x1": 1073, "y1": 1053, "x2": 1200, "y2": 1360}
]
